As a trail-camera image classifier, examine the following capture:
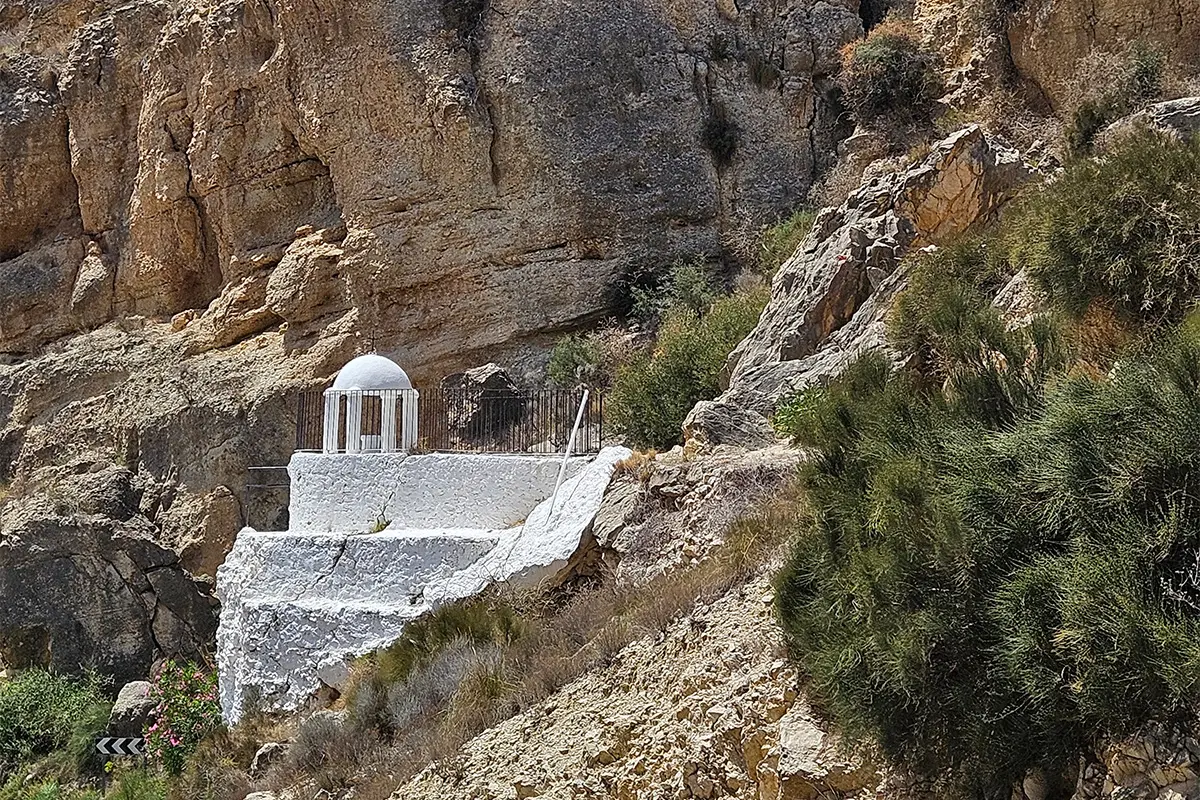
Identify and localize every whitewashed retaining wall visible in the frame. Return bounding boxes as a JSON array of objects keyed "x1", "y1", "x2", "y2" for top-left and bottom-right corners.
[
  {"x1": 217, "y1": 447, "x2": 630, "y2": 721},
  {"x1": 288, "y1": 452, "x2": 585, "y2": 531}
]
